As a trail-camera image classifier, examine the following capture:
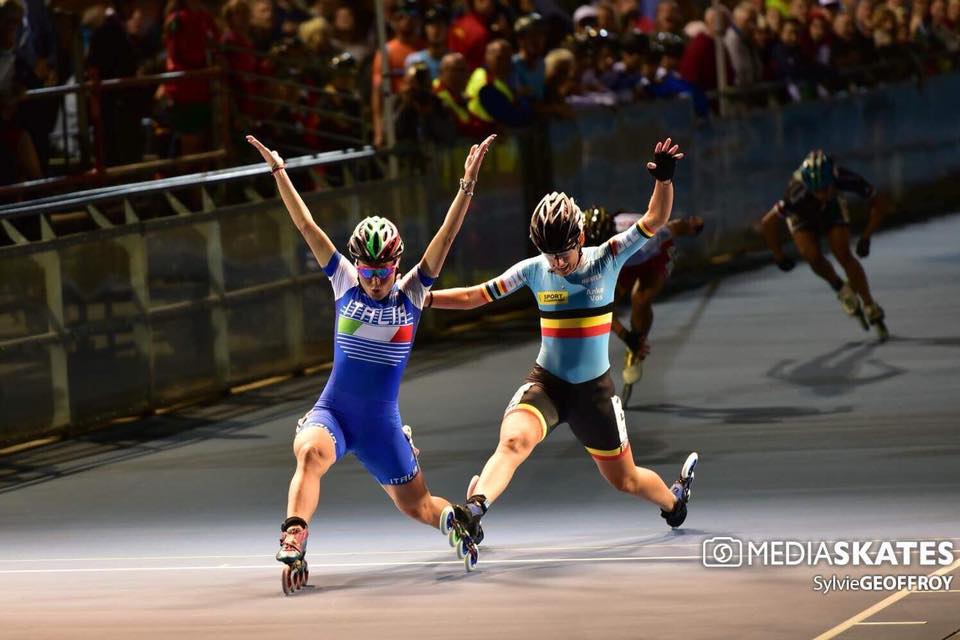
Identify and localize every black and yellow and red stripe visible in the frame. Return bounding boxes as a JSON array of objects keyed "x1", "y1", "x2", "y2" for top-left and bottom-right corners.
[
  {"x1": 539, "y1": 302, "x2": 614, "y2": 339},
  {"x1": 586, "y1": 441, "x2": 631, "y2": 461},
  {"x1": 480, "y1": 277, "x2": 509, "y2": 303}
]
